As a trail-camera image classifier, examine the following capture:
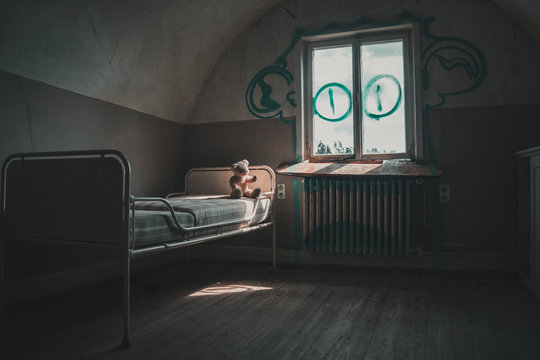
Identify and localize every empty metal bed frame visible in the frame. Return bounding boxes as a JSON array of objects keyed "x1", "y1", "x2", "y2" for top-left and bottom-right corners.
[{"x1": 0, "y1": 150, "x2": 276, "y2": 348}]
